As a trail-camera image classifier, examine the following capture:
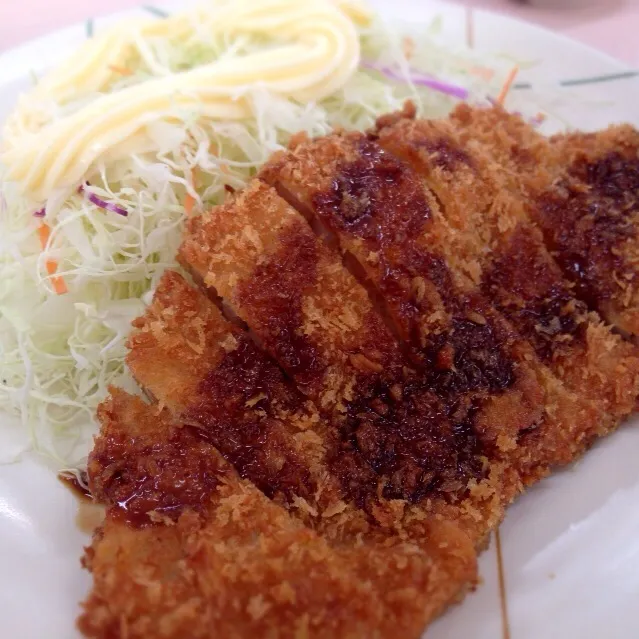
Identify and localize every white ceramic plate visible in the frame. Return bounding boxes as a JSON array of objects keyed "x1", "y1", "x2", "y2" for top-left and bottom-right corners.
[{"x1": 1, "y1": 2, "x2": 638, "y2": 638}]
